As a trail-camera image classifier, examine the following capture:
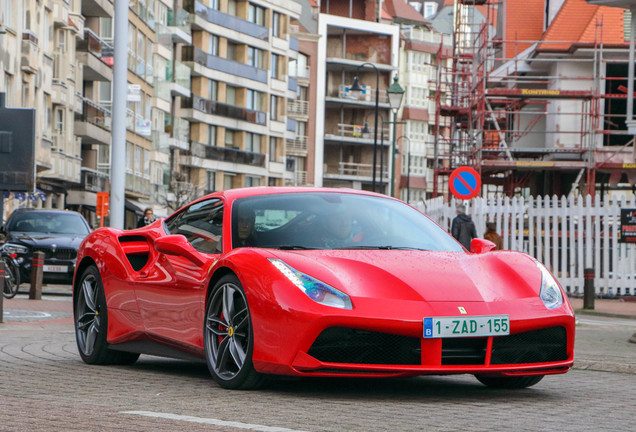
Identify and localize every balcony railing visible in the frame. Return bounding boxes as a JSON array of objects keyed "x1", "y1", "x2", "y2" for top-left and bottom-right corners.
[
  {"x1": 325, "y1": 162, "x2": 388, "y2": 178},
  {"x1": 184, "y1": 0, "x2": 269, "y2": 40},
  {"x1": 336, "y1": 84, "x2": 390, "y2": 103},
  {"x1": 182, "y1": 46, "x2": 267, "y2": 83},
  {"x1": 77, "y1": 28, "x2": 113, "y2": 66},
  {"x1": 287, "y1": 99, "x2": 308, "y2": 116},
  {"x1": 81, "y1": 168, "x2": 109, "y2": 193},
  {"x1": 76, "y1": 98, "x2": 112, "y2": 130},
  {"x1": 326, "y1": 123, "x2": 390, "y2": 141},
  {"x1": 182, "y1": 94, "x2": 267, "y2": 125},
  {"x1": 130, "y1": 0, "x2": 155, "y2": 29},
  {"x1": 285, "y1": 136, "x2": 308, "y2": 154},
  {"x1": 126, "y1": 109, "x2": 151, "y2": 137},
  {"x1": 285, "y1": 170, "x2": 308, "y2": 186},
  {"x1": 126, "y1": 172, "x2": 151, "y2": 195},
  {"x1": 189, "y1": 141, "x2": 266, "y2": 167}
]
